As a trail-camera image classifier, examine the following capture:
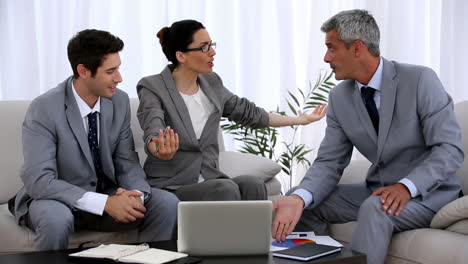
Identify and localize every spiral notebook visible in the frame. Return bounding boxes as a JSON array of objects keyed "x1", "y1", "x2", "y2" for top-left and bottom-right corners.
[{"x1": 69, "y1": 243, "x2": 188, "y2": 264}]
